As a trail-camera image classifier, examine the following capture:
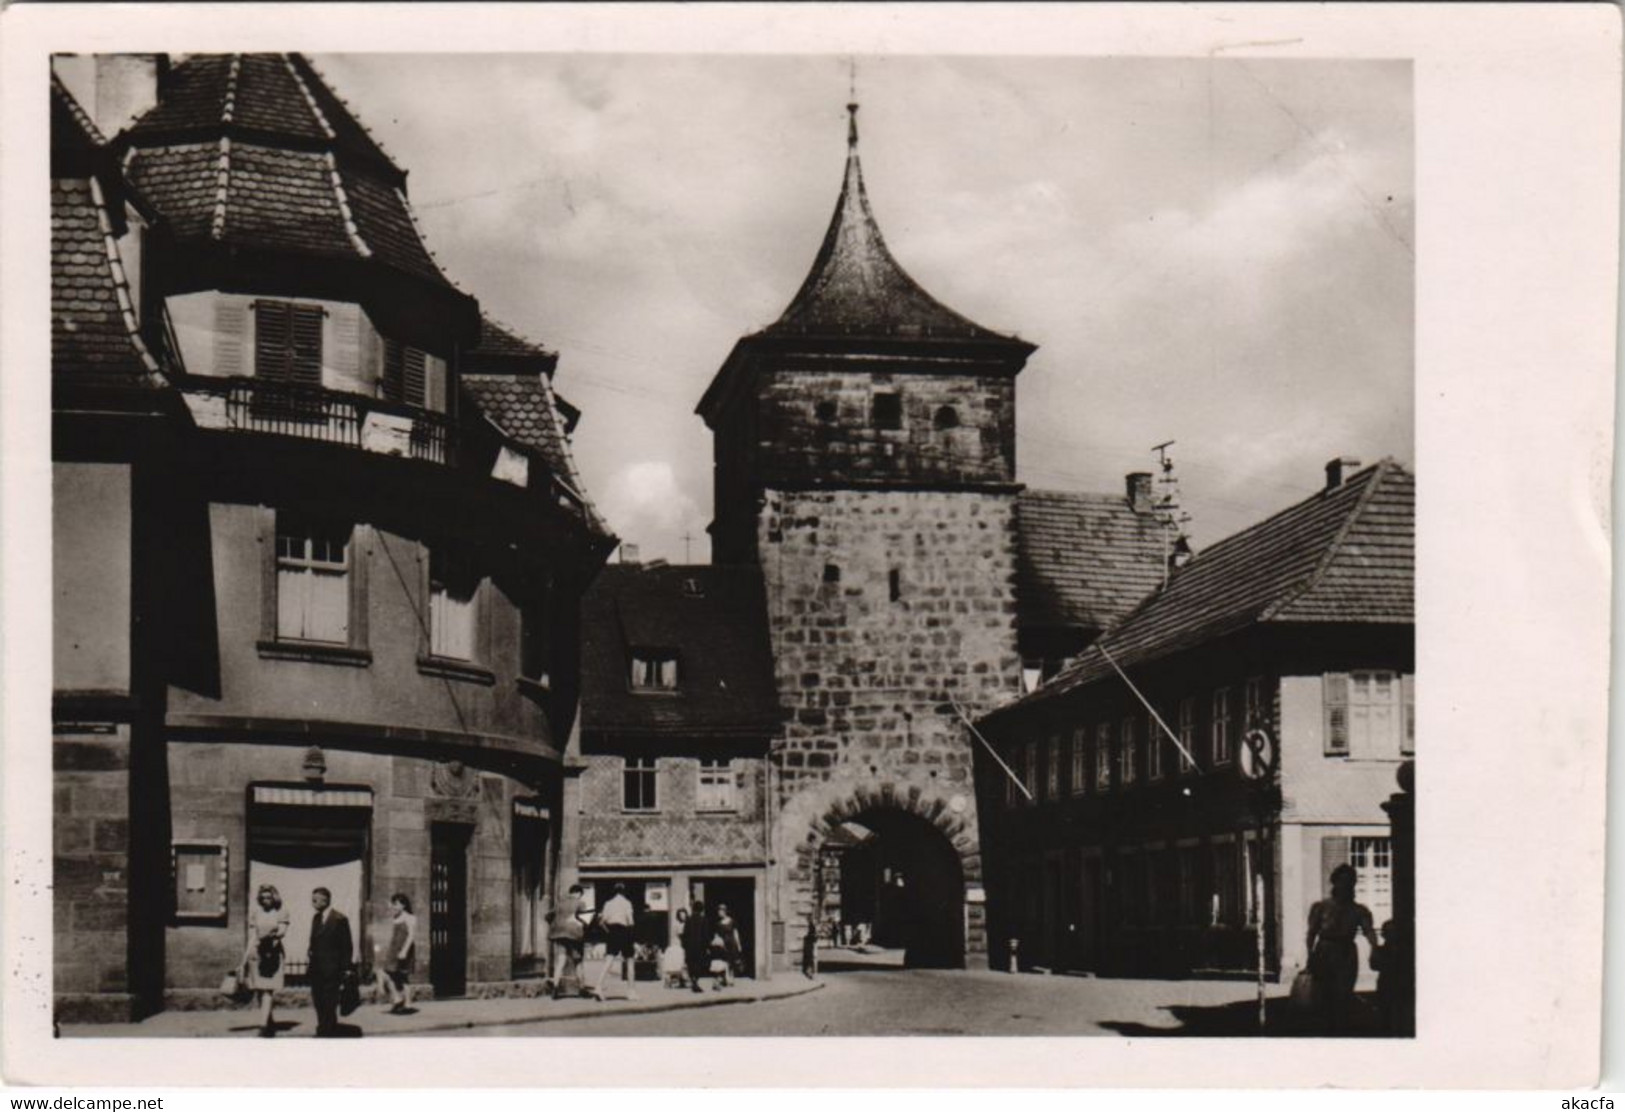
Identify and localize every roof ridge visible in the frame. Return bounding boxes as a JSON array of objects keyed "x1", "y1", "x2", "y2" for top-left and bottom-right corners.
[
  {"x1": 296, "y1": 54, "x2": 404, "y2": 173},
  {"x1": 326, "y1": 155, "x2": 373, "y2": 259},
  {"x1": 477, "y1": 314, "x2": 556, "y2": 358},
  {"x1": 1258, "y1": 458, "x2": 1396, "y2": 623},
  {"x1": 393, "y1": 182, "x2": 465, "y2": 295},
  {"x1": 281, "y1": 54, "x2": 337, "y2": 141}
]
